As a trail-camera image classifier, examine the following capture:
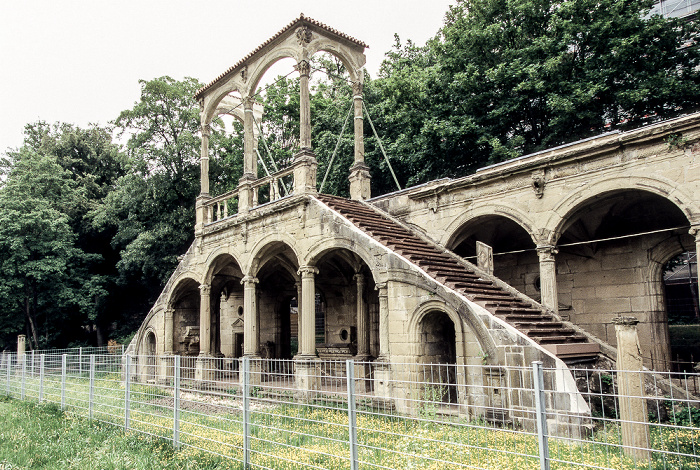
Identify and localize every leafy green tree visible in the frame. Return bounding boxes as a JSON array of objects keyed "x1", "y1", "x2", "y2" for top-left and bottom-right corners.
[
  {"x1": 0, "y1": 150, "x2": 98, "y2": 349},
  {"x1": 368, "y1": 0, "x2": 700, "y2": 187}
]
